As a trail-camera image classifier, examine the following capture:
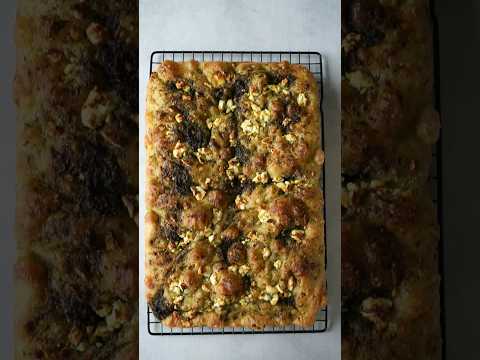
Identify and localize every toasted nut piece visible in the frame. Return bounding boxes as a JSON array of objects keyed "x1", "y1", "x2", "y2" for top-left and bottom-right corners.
[
  {"x1": 270, "y1": 293, "x2": 279, "y2": 305},
  {"x1": 173, "y1": 296, "x2": 184, "y2": 304},
  {"x1": 284, "y1": 134, "x2": 296, "y2": 144},
  {"x1": 213, "y1": 298, "x2": 225, "y2": 308},
  {"x1": 68, "y1": 327, "x2": 83, "y2": 347},
  {"x1": 239, "y1": 297, "x2": 249, "y2": 306},
  {"x1": 262, "y1": 247, "x2": 271, "y2": 259},
  {"x1": 282, "y1": 118, "x2": 292, "y2": 127},
  {"x1": 288, "y1": 276, "x2": 295, "y2": 291},
  {"x1": 218, "y1": 99, "x2": 225, "y2": 111},
  {"x1": 213, "y1": 72, "x2": 226, "y2": 86},
  {"x1": 275, "y1": 181, "x2": 290, "y2": 193},
  {"x1": 212, "y1": 208, "x2": 223, "y2": 224},
  {"x1": 260, "y1": 293, "x2": 272, "y2": 302},
  {"x1": 81, "y1": 87, "x2": 112, "y2": 129},
  {"x1": 195, "y1": 147, "x2": 213, "y2": 163},
  {"x1": 170, "y1": 283, "x2": 182, "y2": 295},
  {"x1": 251, "y1": 103, "x2": 261, "y2": 112},
  {"x1": 209, "y1": 273, "x2": 218, "y2": 285},
  {"x1": 175, "y1": 113, "x2": 184, "y2": 123},
  {"x1": 226, "y1": 157, "x2": 241, "y2": 180},
  {"x1": 238, "y1": 265, "x2": 250, "y2": 276},
  {"x1": 180, "y1": 231, "x2": 194, "y2": 243},
  {"x1": 86, "y1": 22, "x2": 107, "y2": 45},
  {"x1": 235, "y1": 195, "x2": 247, "y2": 210},
  {"x1": 228, "y1": 265, "x2": 238, "y2": 273},
  {"x1": 291, "y1": 229, "x2": 305, "y2": 242},
  {"x1": 265, "y1": 285, "x2": 276, "y2": 294}
]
